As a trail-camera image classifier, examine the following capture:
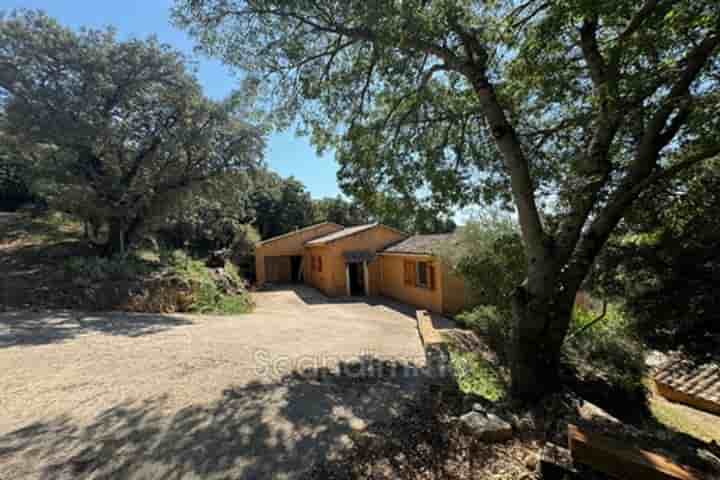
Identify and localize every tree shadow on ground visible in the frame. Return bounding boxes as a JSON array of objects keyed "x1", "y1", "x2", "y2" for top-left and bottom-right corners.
[
  {"x1": 0, "y1": 357, "x2": 425, "y2": 480},
  {"x1": 0, "y1": 311, "x2": 194, "y2": 348}
]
